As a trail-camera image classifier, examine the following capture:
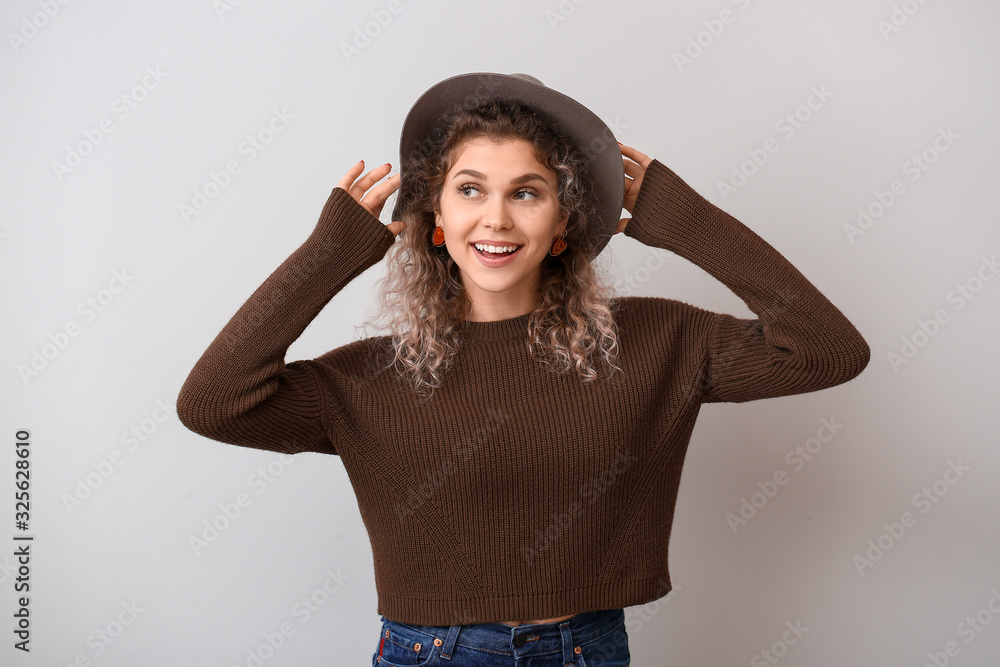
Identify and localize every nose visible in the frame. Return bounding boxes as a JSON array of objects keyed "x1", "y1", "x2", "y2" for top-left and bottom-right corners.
[{"x1": 482, "y1": 196, "x2": 512, "y2": 230}]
